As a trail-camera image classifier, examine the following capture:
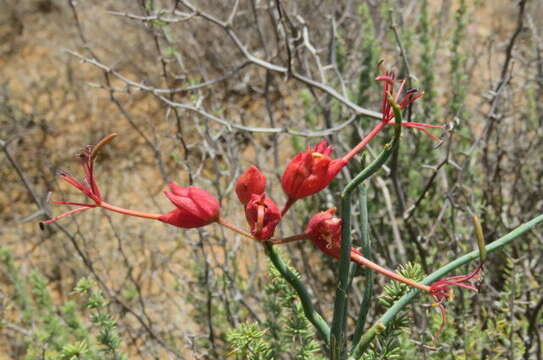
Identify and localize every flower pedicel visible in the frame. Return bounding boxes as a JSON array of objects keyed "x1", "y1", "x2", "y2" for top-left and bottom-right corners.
[{"x1": 160, "y1": 183, "x2": 220, "y2": 228}]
